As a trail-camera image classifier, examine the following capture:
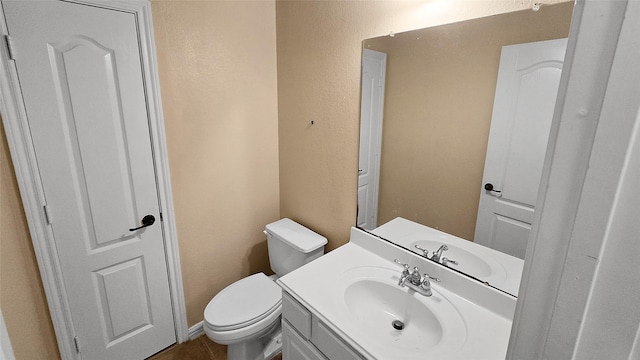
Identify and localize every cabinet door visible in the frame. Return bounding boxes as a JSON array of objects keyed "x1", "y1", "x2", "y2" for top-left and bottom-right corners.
[
  {"x1": 283, "y1": 292, "x2": 312, "y2": 339},
  {"x1": 311, "y1": 318, "x2": 365, "y2": 360},
  {"x1": 283, "y1": 320, "x2": 327, "y2": 360}
]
